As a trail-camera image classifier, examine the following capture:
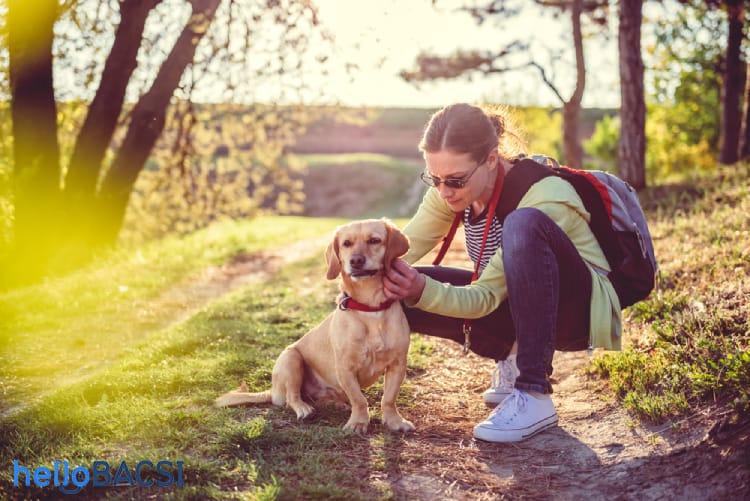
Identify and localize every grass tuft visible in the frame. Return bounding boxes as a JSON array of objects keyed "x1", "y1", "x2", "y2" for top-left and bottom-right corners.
[{"x1": 588, "y1": 162, "x2": 750, "y2": 423}]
